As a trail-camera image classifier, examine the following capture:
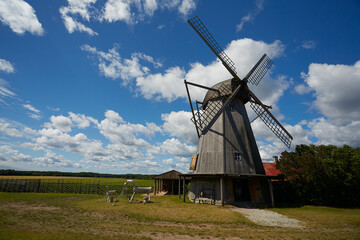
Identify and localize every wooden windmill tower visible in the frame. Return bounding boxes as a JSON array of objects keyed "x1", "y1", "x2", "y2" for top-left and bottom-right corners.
[{"x1": 183, "y1": 16, "x2": 293, "y2": 206}]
